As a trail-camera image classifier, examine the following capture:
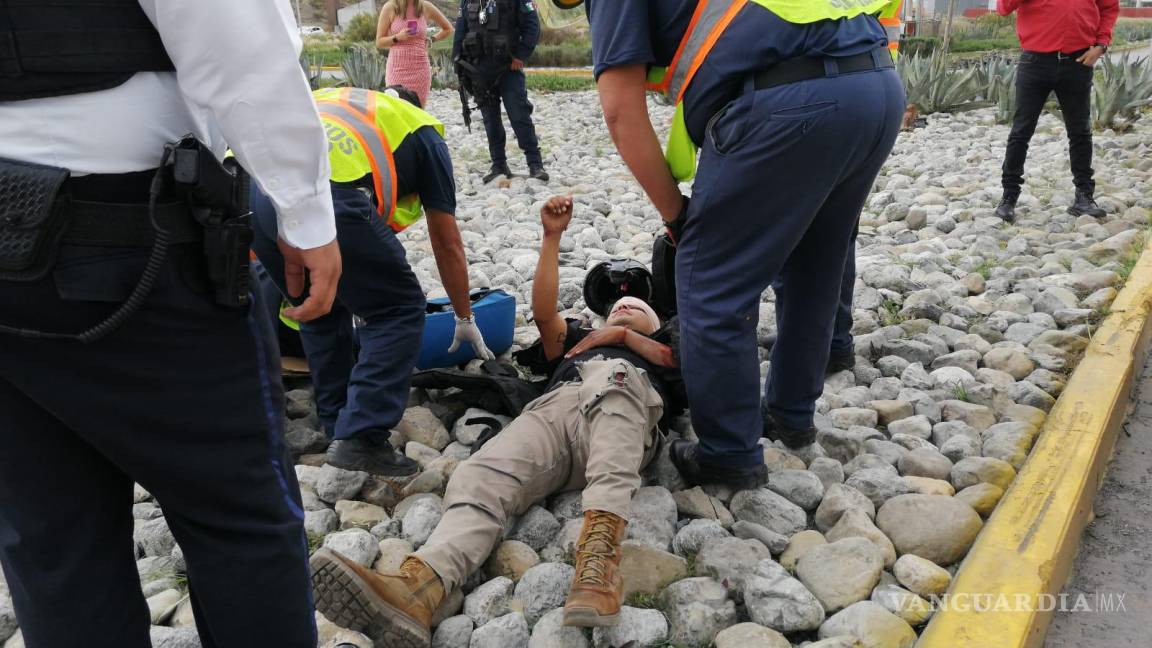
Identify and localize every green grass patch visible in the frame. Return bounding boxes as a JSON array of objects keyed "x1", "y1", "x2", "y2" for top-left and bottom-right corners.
[
  {"x1": 527, "y1": 74, "x2": 595, "y2": 92},
  {"x1": 880, "y1": 298, "x2": 907, "y2": 327},
  {"x1": 307, "y1": 532, "x2": 326, "y2": 555},
  {"x1": 952, "y1": 382, "x2": 971, "y2": 403},
  {"x1": 624, "y1": 591, "x2": 664, "y2": 609},
  {"x1": 973, "y1": 259, "x2": 996, "y2": 280},
  {"x1": 950, "y1": 37, "x2": 1020, "y2": 53}
]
